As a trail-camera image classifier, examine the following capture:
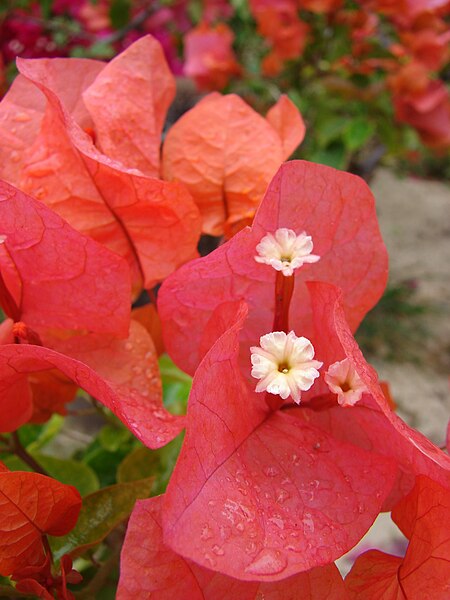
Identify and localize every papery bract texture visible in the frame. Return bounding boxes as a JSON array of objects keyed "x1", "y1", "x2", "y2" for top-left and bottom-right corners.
[
  {"x1": 82, "y1": 35, "x2": 175, "y2": 177},
  {"x1": 0, "y1": 37, "x2": 201, "y2": 292},
  {"x1": 0, "y1": 56, "x2": 103, "y2": 185},
  {"x1": 159, "y1": 160, "x2": 388, "y2": 375},
  {"x1": 0, "y1": 465, "x2": 81, "y2": 575},
  {"x1": 0, "y1": 180, "x2": 130, "y2": 336},
  {"x1": 290, "y1": 283, "x2": 450, "y2": 505},
  {"x1": 162, "y1": 94, "x2": 305, "y2": 236},
  {"x1": 0, "y1": 321, "x2": 184, "y2": 447},
  {"x1": 162, "y1": 304, "x2": 396, "y2": 581},
  {"x1": 118, "y1": 495, "x2": 349, "y2": 599},
  {"x1": 345, "y1": 476, "x2": 450, "y2": 599}
]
